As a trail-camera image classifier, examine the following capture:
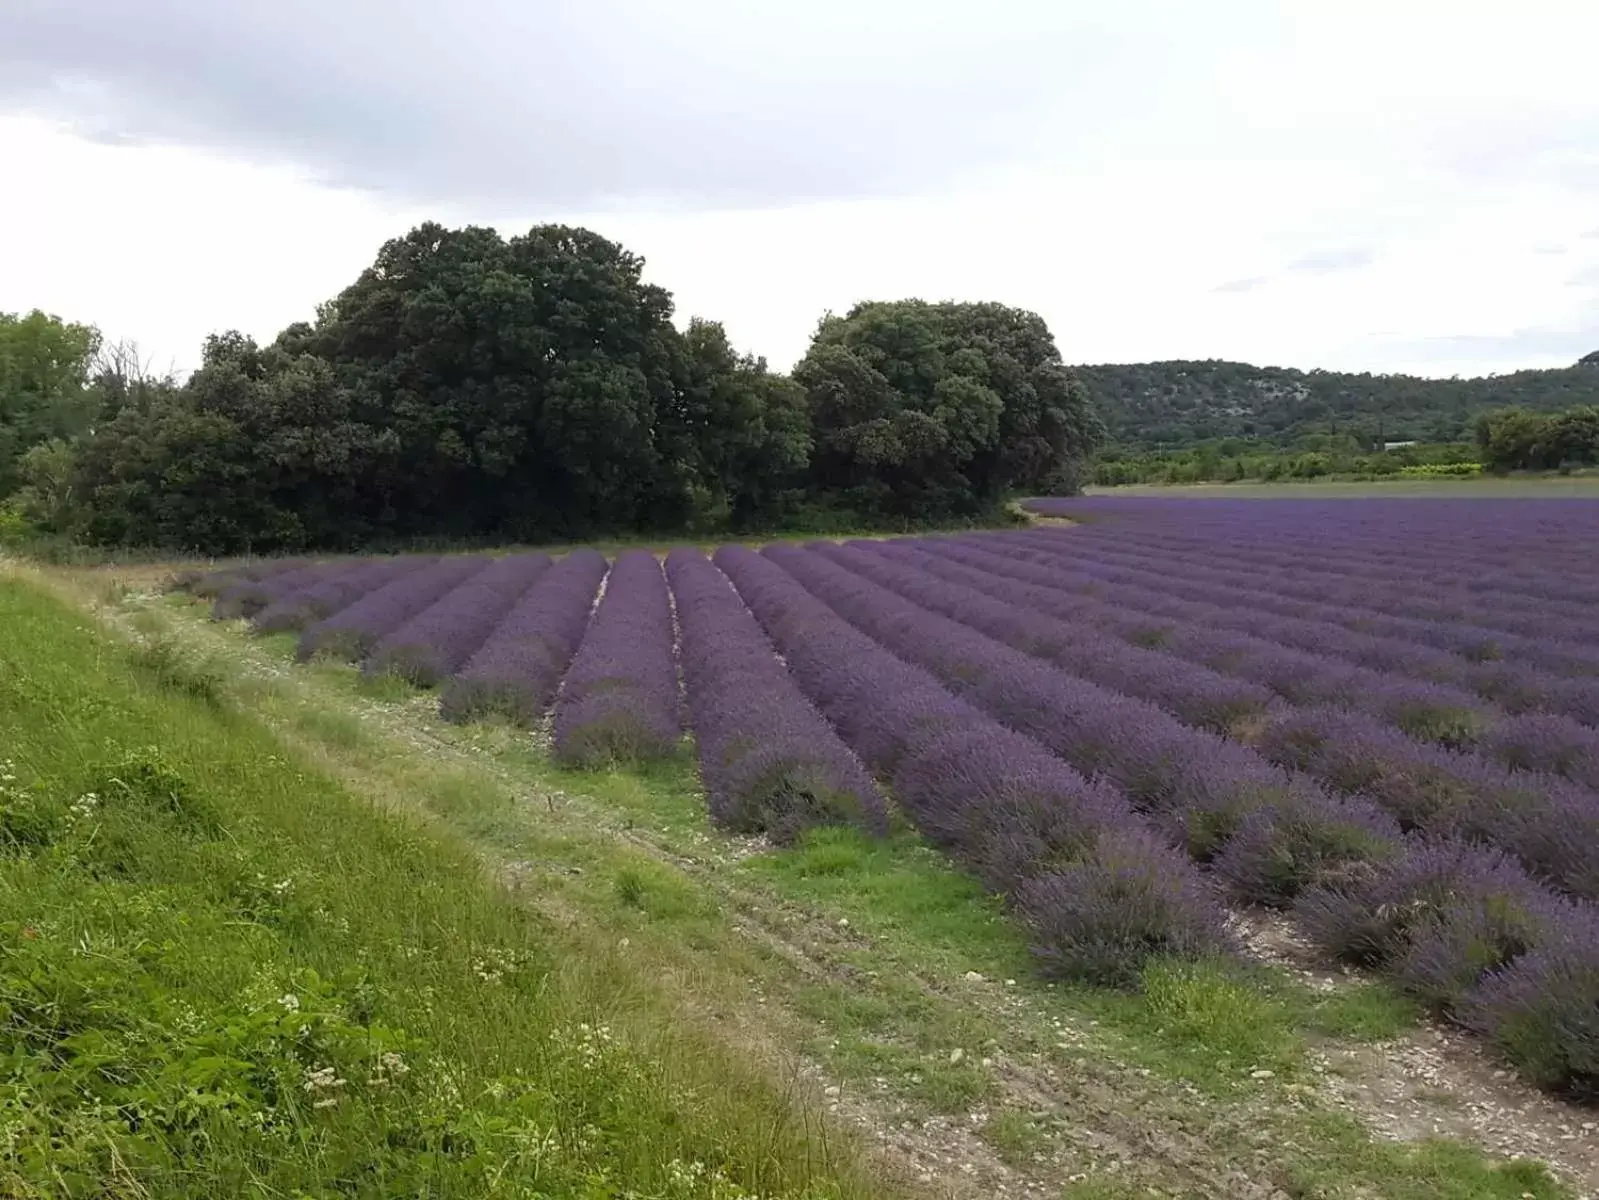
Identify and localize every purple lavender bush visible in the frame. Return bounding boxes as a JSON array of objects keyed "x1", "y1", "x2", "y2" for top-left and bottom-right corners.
[
  {"x1": 184, "y1": 557, "x2": 320, "y2": 599},
  {"x1": 666, "y1": 548, "x2": 885, "y2": 842},
  {"x1": 1458, "y1": 782, "x2": 1599, "y2": 902},
  {"x1": 297, "y1": 556, "x2": 491, "y2": 662},
  {"x1": 552, "y1": 551, "x2": 682, "y2": 767},
  {"x1": 761, "y1": 543, "x2": 1389, "y2": 904},
  {"x1": 819, "y1": 541, "x2": 1275, "y2": 735},
  {"x1": 210, "y1": 562, "x2": 330, "y2": 619},
  {"x1": 1015, "y1": 828, "x2": 1233, "y2": 988},
  {"x1": 366, "y1": 553, "x2": 552, "y2": 685},
  {"x1": 1462, "y1": 910, "x2": 1599, "y2": 1097},
  {"x1": 714, "y1": 544, "x2": 1235, "y2": 981},
  {"x1": 1210, "y1": 790, "x2": 1401, "y2": 907},
  {"x1": 1481, "y1": 713, "x2": 1599, "y2": 791},
  {"x1": 1257, "y1": 705, "x2": 1599, "y2": 899},
  {"x1": 252, "y1": 558, "x2": 429, "y2": 634},
  {"x1": 1296, "y1": 840, "x2": 1565, "y2": 1012},
  {"x1": 182, "y1": 565, "x2": 262, "y2": 599},
  {"x1": 439, "y1": 550, "x2": 607, "y2": 725}
]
